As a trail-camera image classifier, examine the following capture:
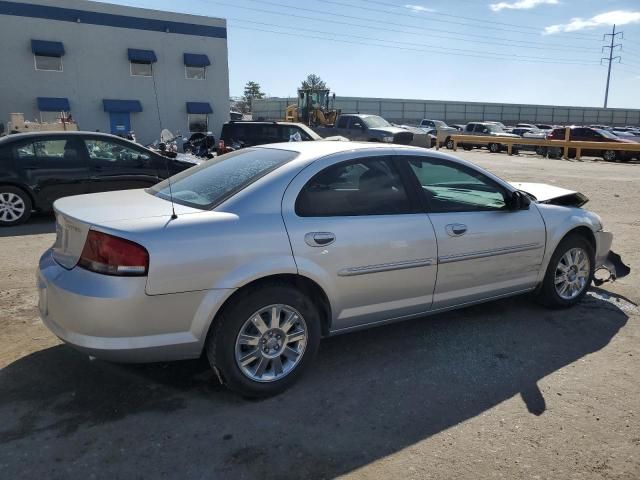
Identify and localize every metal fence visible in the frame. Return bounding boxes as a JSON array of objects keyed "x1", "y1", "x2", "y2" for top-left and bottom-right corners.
[{"x1": 252, "y1": 96, "x2": 640, "y2": 126}]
